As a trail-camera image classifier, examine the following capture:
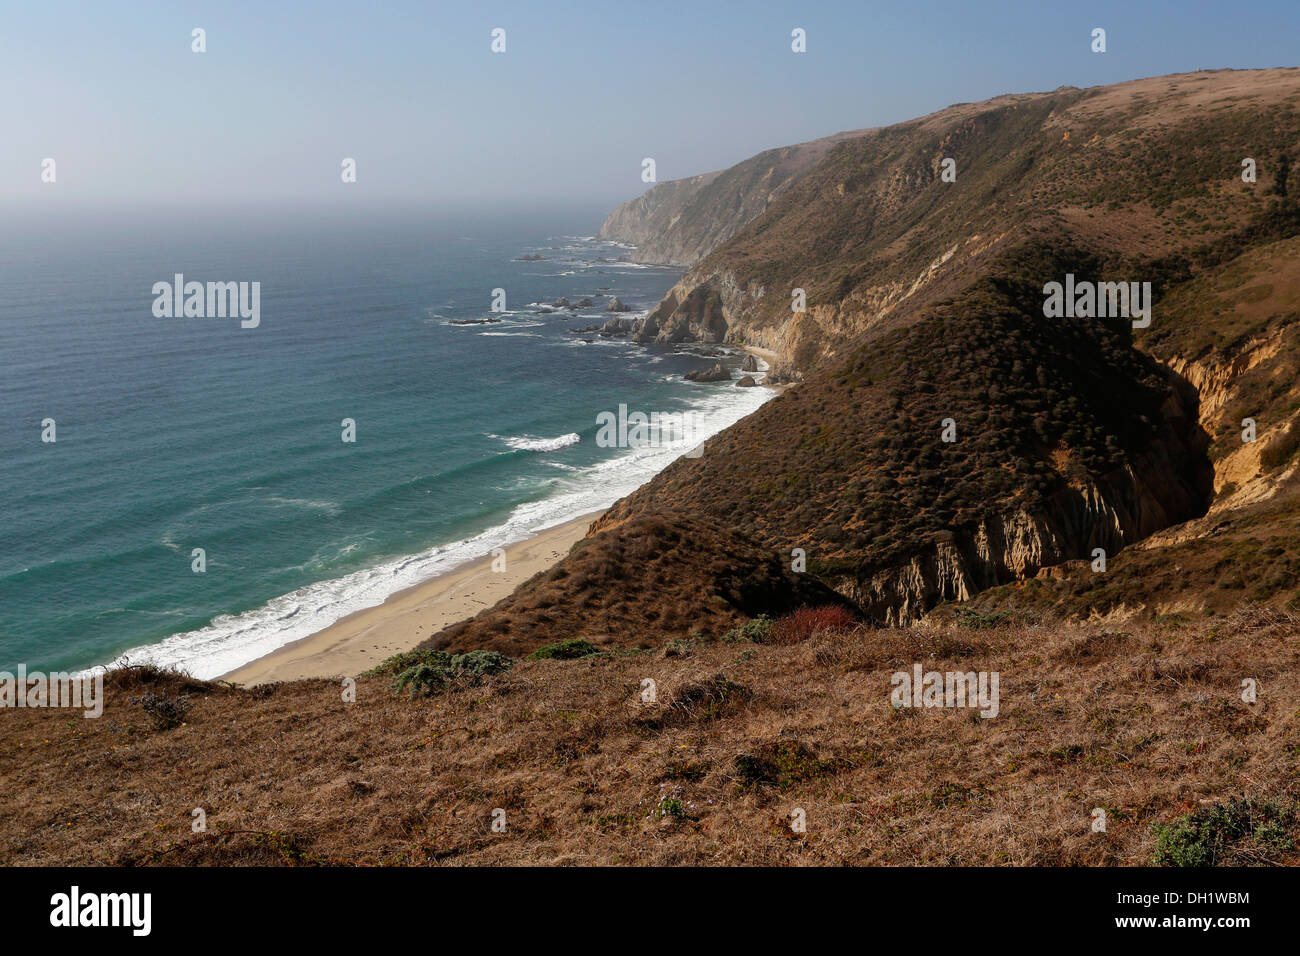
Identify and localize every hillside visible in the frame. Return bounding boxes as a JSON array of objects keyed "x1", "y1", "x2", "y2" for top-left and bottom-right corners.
[
  {"x1": 4, "y1": 608, "x2": 1297, "y2": 865},
  {"x1": 410, "y1": 69, "x2": 1300, "y2": 641},
  {"x1": 429, "y1": 514, "x2": 852, "y2": 657},
  {"x1": 574, "y1": 68, "x2": 1300, "y2": 630}
]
